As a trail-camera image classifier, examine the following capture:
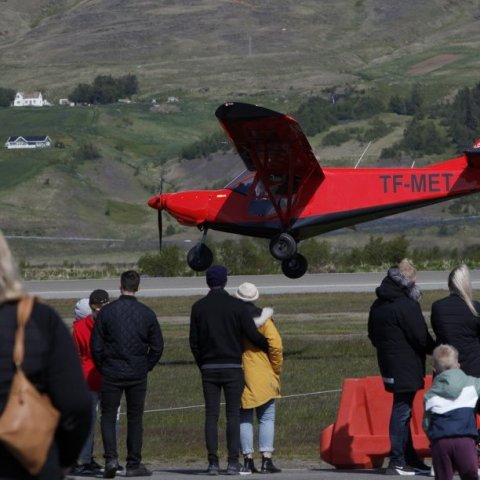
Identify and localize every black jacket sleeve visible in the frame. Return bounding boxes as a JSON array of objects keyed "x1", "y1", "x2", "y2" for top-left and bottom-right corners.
[
  {"x1": 90, "y1": 312, "x2": 105, "y2": 373},
  {"x1": 189, "y1": 307, "x2": 201, "y2": 367},
  {"x1": 42, "y1": 307, "x2": 92, "y2": 468},
  {"x1": 147, "y1": 315, "x2": 164, "y2": 370},
  {"x1": 240, "y1": 307, "x2": 268, "y2": 352}
]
